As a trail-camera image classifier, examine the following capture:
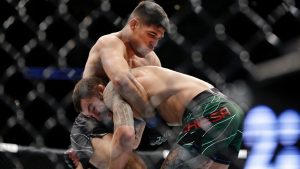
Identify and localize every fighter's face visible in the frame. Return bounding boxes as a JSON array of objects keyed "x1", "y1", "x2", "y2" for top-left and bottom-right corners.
[
  {"x1": 131, "y1": 23, "x2": 165, "y2": 57},
  {"x1": 80, "y1": 96, "x2": 112, "y2": 122}
]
